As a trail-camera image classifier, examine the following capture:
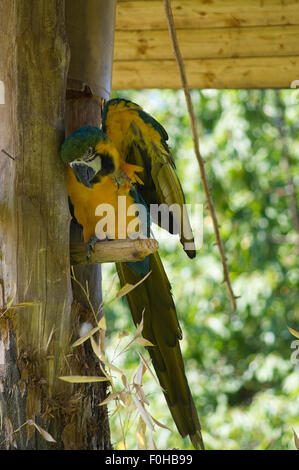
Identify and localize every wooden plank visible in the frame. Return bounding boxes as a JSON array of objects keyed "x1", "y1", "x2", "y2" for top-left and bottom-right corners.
[
  {"x1": 112, "y1": 56, "x2": 299, "y2": 89},
  {"x1": 116, "y1": 0, "x2": 299, "y2": 30},
  {"x1": 114, "y1": 25, "x2": 299, "y2": 60}
]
